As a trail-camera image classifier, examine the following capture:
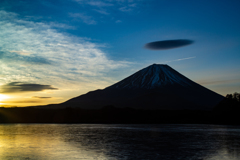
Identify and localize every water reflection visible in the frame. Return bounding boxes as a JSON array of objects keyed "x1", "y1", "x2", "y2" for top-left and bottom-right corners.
[
  {"x1": 0, "y1": 124, "x2": 111, "y2": 160},
  {"x1": 0, "y1": 124, "x2": 239, "y2": 159}
]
